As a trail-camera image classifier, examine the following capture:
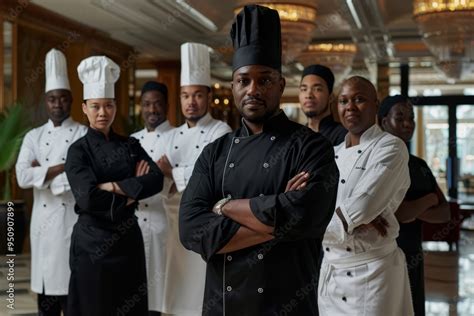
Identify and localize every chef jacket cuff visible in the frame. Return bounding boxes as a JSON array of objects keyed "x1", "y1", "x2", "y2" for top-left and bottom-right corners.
[
  {"x1": 339, "y1": 203, "x2": 357, "y2": 234},
  {"x1": 50, "y1": 173, "x2": 70, "y2": 195},
  {"x1": 172, "y1": 167, "x2": 187, "y2": 192},
  {"x1": 33, "y1": 166, "x2": 50, "y2": 189},
  {"x1": 117, "y1": 178, "x2": 144, "y2": 200},
  {"x1": 249, "y1": 195, "x2": 277, "y2": 227}
]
